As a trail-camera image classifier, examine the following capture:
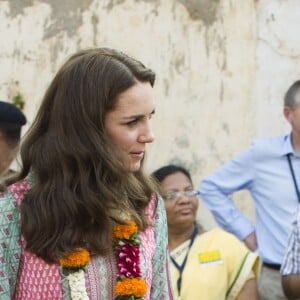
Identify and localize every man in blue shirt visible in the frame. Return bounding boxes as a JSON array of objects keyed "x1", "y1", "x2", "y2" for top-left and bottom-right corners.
[{"x1": 199, "y1": 80, "x2": 300, "y2": 300}]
